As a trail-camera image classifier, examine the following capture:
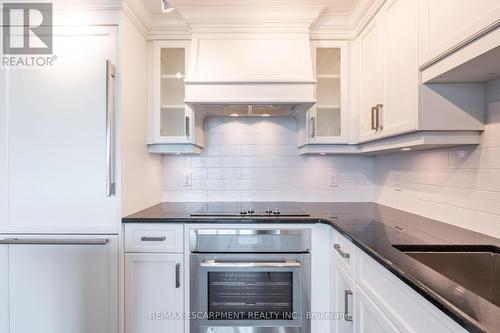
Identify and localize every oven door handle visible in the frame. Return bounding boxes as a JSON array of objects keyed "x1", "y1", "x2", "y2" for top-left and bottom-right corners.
[{"x1": 200, "y1": 260, "x2": 301, "y2": 268}]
